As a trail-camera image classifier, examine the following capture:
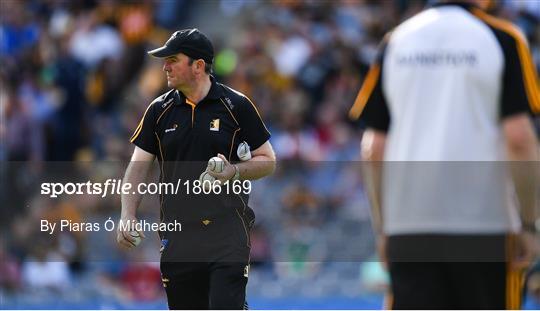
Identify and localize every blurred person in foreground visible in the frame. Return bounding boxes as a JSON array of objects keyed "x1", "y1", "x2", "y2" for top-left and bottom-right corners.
[
  {"x1": 117, "y1": 28, "x2": 275, "y2": 309},
  {"x1": 349, "y1": 0, "x2": 539, "y2": 309}
]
